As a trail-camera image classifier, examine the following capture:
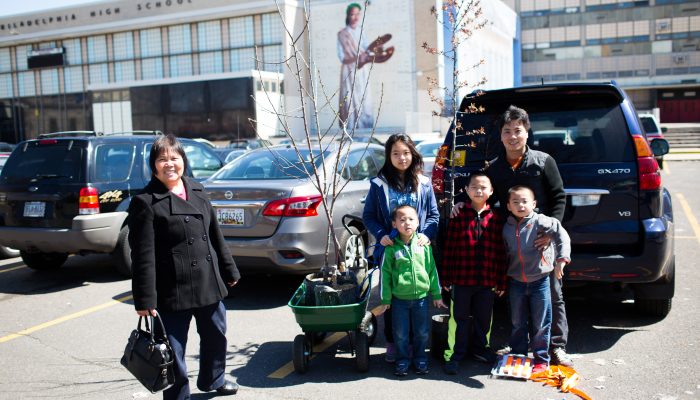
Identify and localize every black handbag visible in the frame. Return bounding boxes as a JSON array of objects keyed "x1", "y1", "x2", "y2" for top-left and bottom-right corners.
[{"x1": 120, "y1": 312, "x2": 175, "y2": 393}]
